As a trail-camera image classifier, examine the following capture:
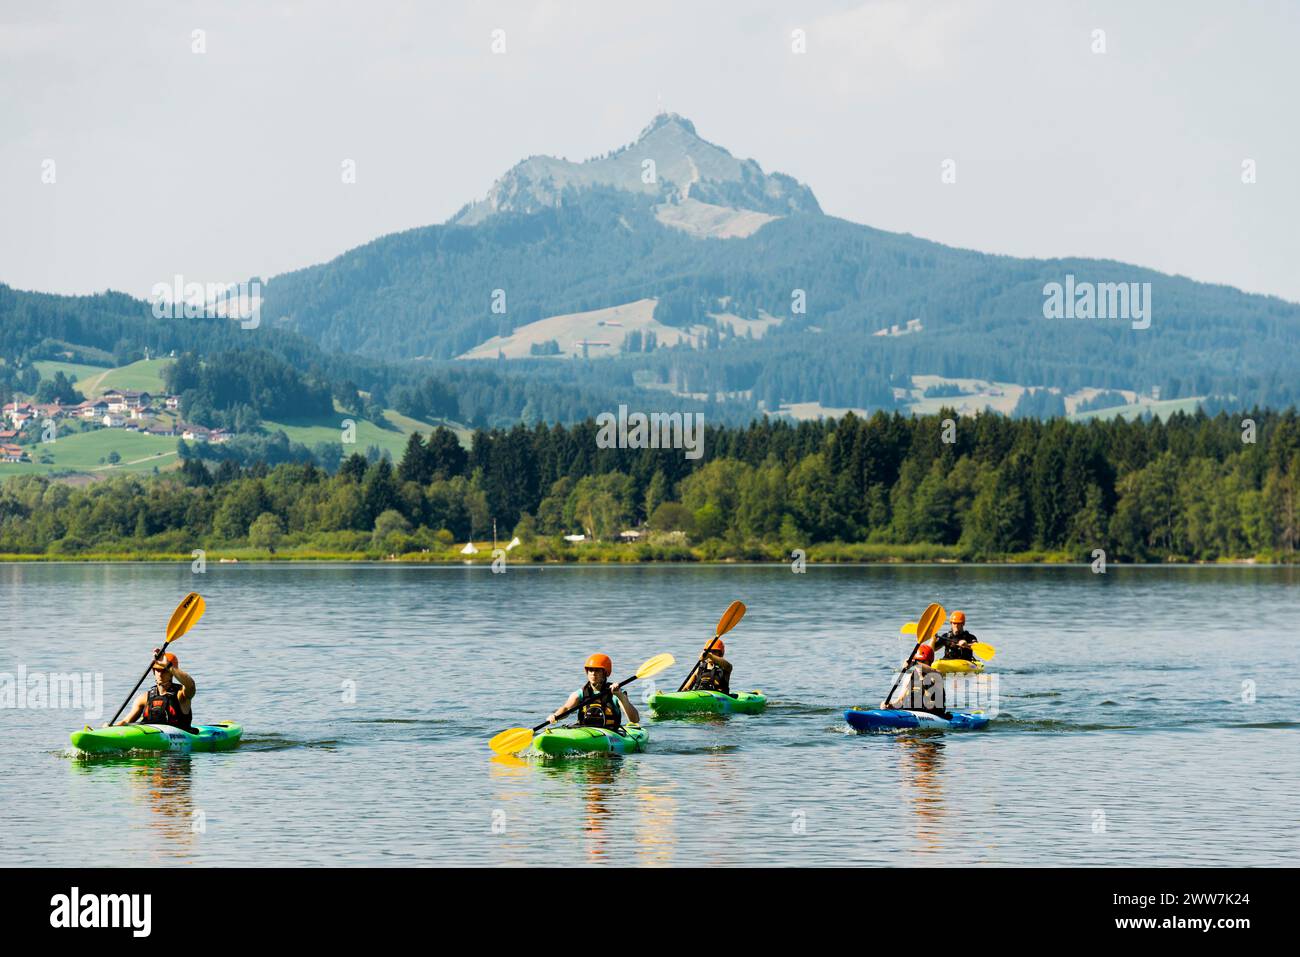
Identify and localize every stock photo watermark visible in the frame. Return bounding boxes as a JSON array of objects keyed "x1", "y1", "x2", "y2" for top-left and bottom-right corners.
[
  {"x1": 1, "y1": 666, "x2": 104, "y2": 720},
  {"x1": 595, "y1": 405, "x2": 704, "y2": 460}
]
